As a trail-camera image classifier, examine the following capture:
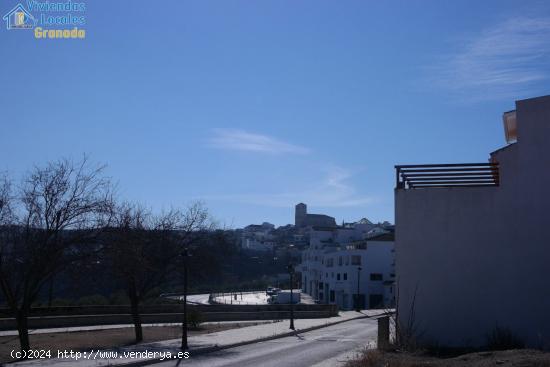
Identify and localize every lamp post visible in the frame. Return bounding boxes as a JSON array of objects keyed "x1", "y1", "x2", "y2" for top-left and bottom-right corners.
[
  {"x1": 181, "y1": 248, "x2": 189, "y2": 350},
  {"x1": 287, "y1": 263, "x2": 295, "y2": 330},
  {"x1": 355, "y1": 266, "x2": 362, "y2": 312}
]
